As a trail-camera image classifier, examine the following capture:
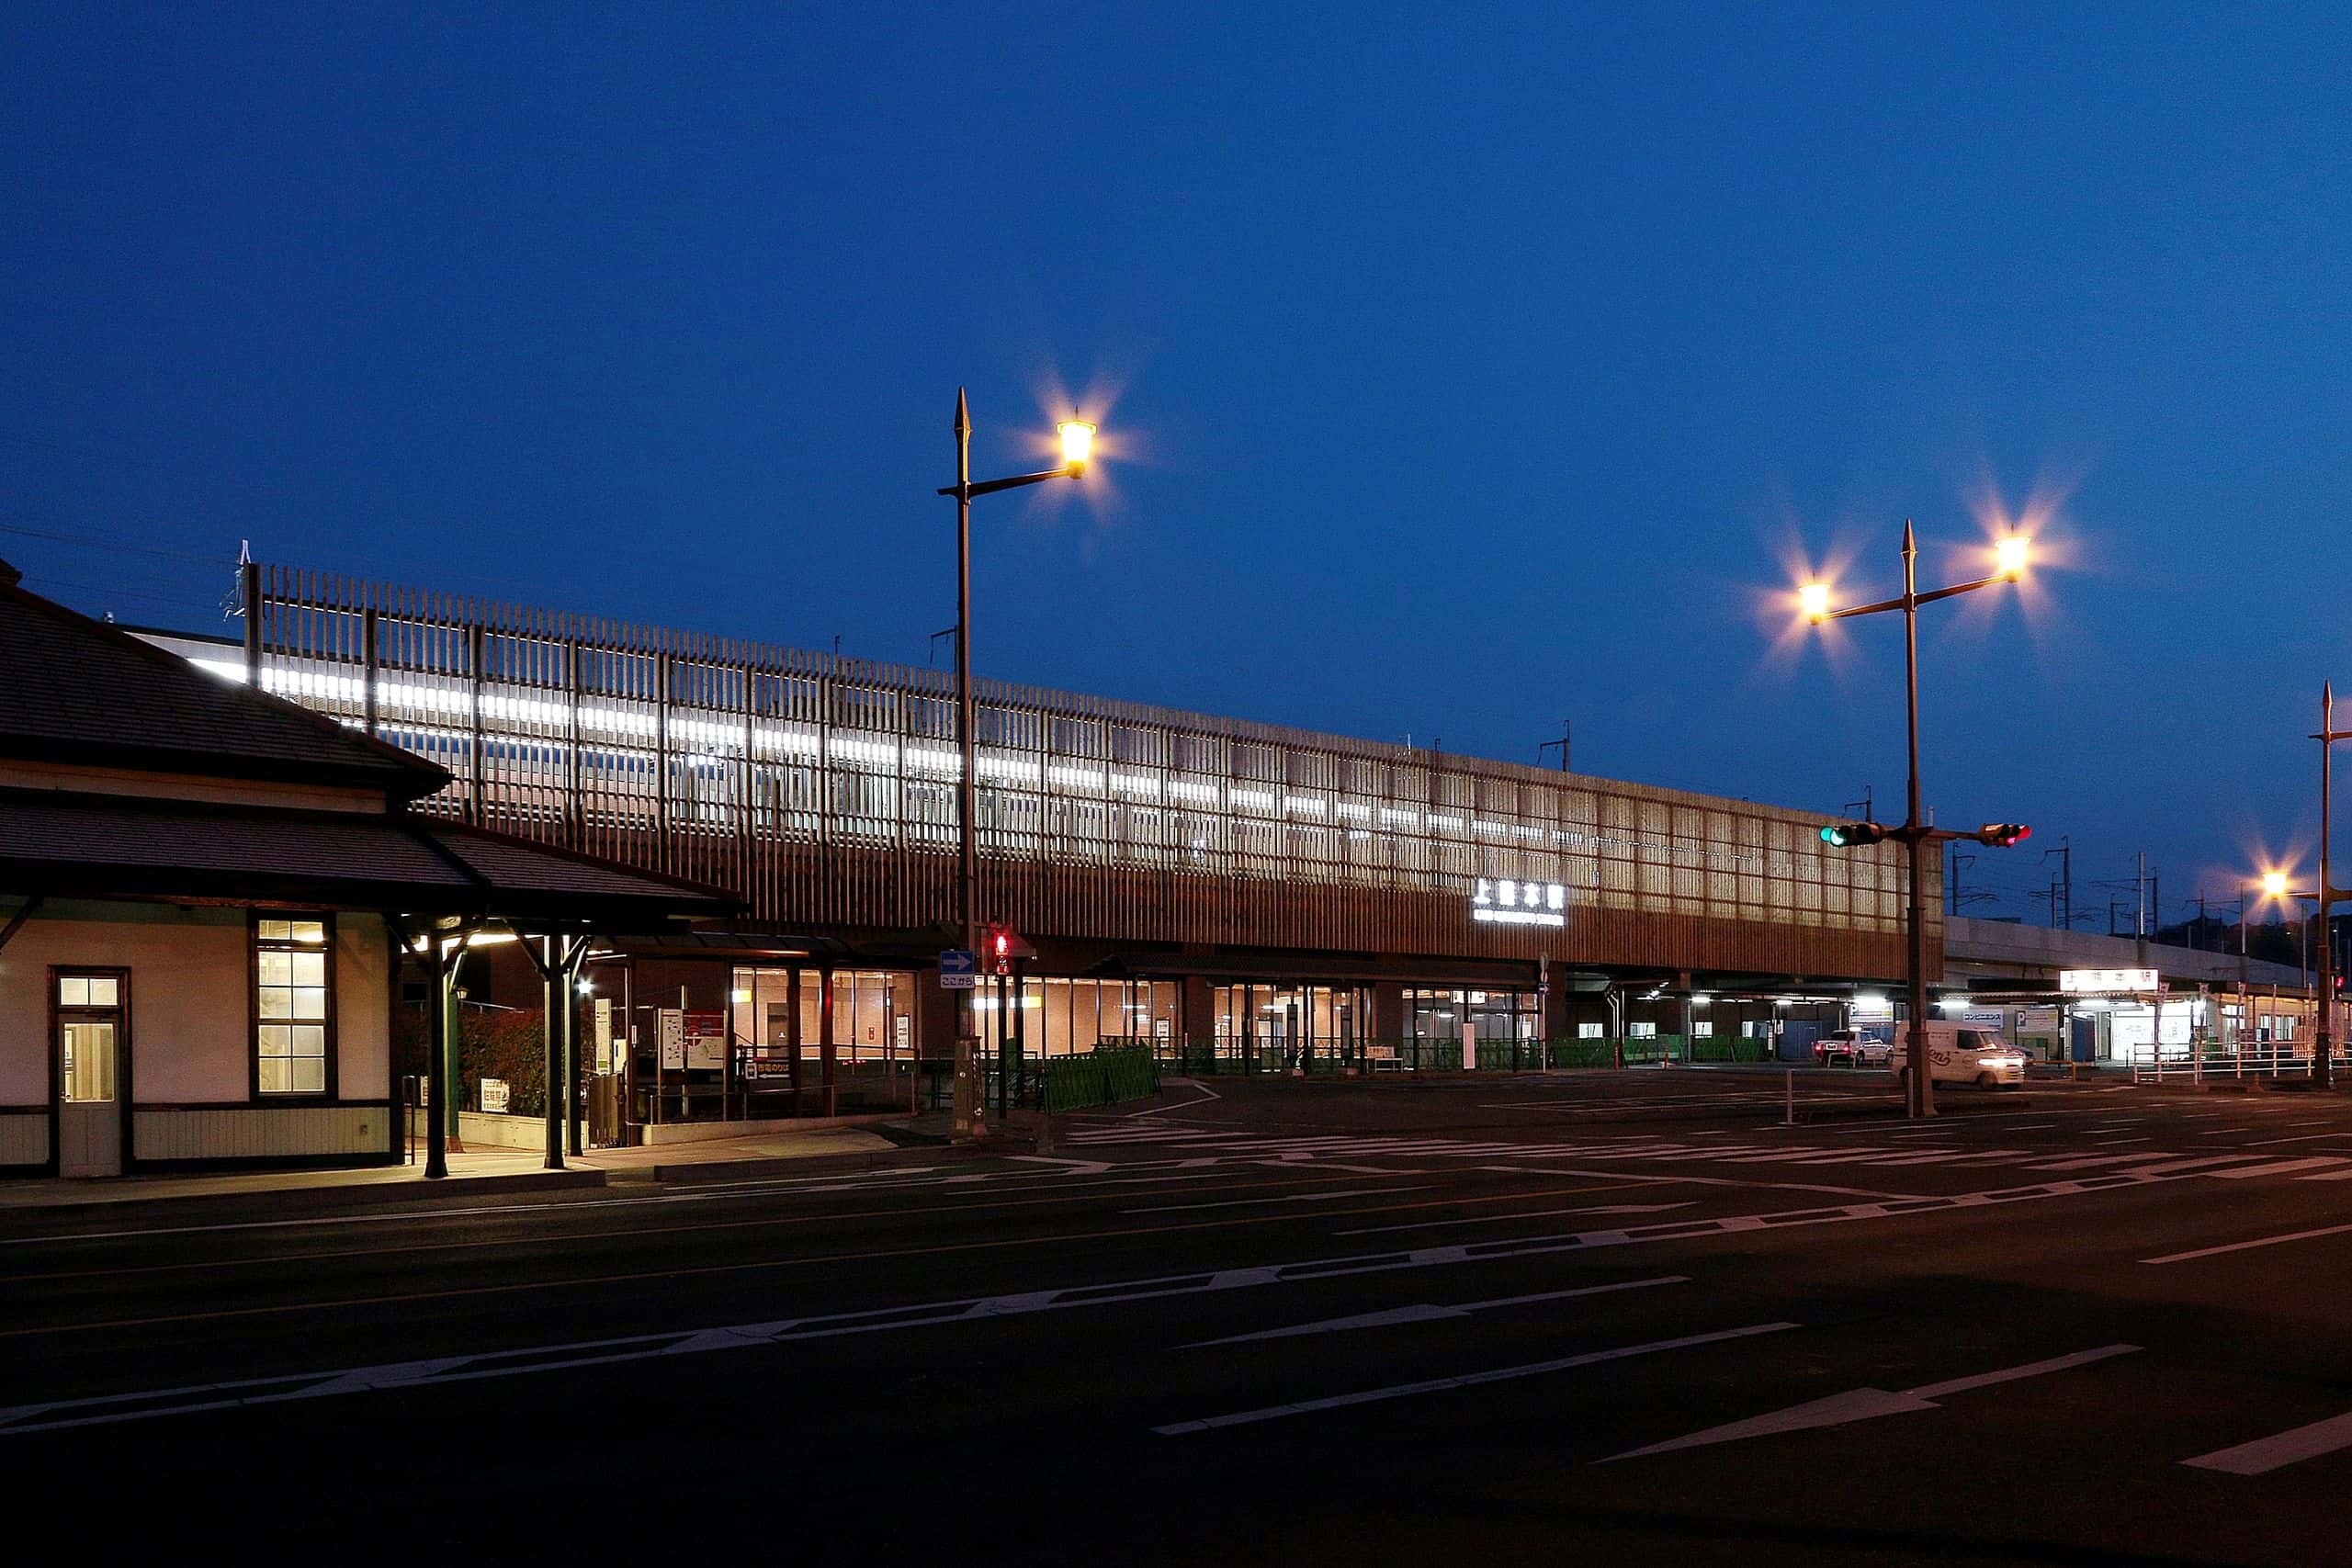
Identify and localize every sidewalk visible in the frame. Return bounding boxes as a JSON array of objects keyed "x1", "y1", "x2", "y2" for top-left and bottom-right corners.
[{"x1": 0, "y1": 1119, "x2": 946, "y2": 1224}]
